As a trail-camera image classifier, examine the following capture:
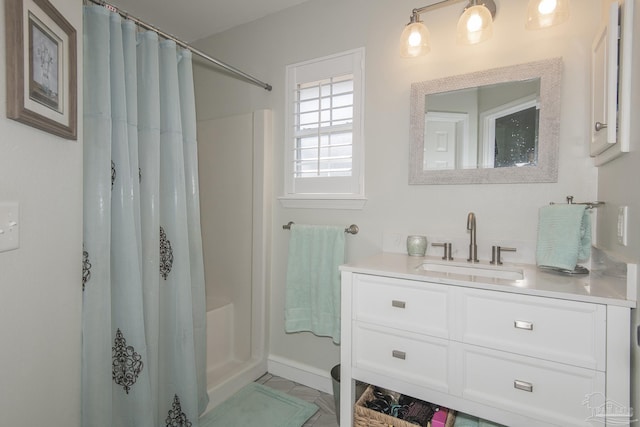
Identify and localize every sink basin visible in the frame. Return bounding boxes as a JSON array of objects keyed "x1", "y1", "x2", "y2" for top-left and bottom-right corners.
[{"x1": 418, "y1": 261, "x2": 524, "y2": 281}]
